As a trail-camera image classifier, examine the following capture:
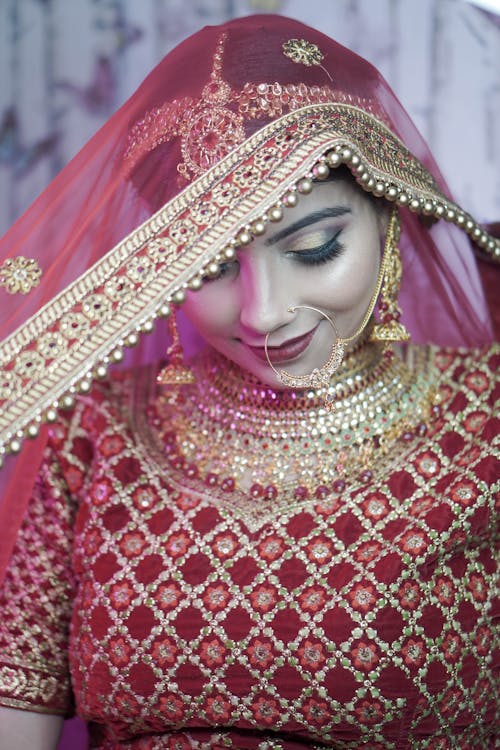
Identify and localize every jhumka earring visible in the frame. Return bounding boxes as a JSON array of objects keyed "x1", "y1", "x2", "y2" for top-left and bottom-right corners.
[
  {"x1": 264, "y1": 305, "x2": 344, "y2": 397},
  {"x1": 369, "y1": 209, "x2": 410, "y2": 343},
  {"x1": 157, "y1": 310, "x2": 195, "y2": 385}
]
